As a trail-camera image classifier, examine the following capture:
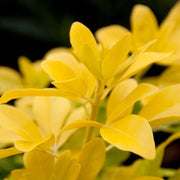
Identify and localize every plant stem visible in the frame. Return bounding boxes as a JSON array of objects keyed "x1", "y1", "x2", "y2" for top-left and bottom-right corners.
[{"x1": 83, "y1": 80, "x2": 104, "y2": 144}]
